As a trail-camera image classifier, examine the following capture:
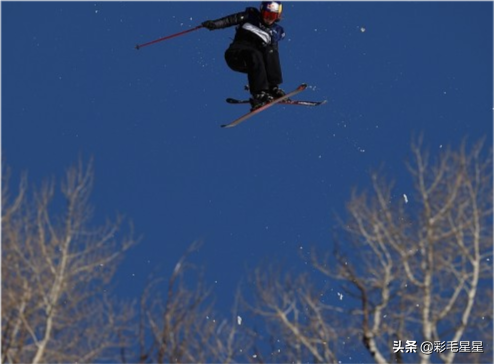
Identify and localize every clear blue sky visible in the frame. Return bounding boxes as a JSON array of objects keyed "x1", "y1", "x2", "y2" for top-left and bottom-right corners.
[{"x1": 2, "y1": 1, "x2": 493, "y2": 360}]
